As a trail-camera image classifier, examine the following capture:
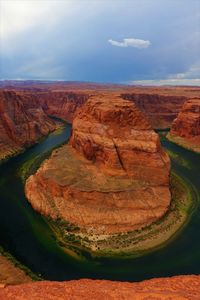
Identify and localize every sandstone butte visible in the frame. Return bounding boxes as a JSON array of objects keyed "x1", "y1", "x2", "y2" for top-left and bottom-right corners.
[
  {"x1": 25, "y1": 95, "x2": 171, "y2": 236},
  {"x1": 0, "y1": 276, "x2": 200, "y2": 299},
  {"x1": 168, "y1": 98, "x2": 200, "y2": 153},
  {"x1": 0, "y1": 90, "x2": 56, "y2": 162}
]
